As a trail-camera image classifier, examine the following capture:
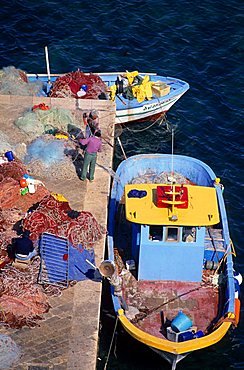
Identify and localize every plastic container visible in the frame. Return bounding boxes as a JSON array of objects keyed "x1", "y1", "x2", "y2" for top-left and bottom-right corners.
[
  {"x1": 171, "y1": 311, "x2": 193, "y2": 333},
  {"x1": 20, "y1": 187, "x2": 29, "y2": 196},
  {"x1": 81, "y1": 84, "x2": 88, "y2": 92},
  {"x1": 234, "y1": 271, "x2": 243, "y2": 285},
  {"x1": 28, "y1": 183, "x2": 36, "y2": 194},
  {"x1": 5, "y1": 151, "x2": 14, "y2": 162},
  {"x1": 23, "y1": 174, "x2": 33, "y2": 180},
  {"x1": 178, "y1": 331, "x2": 194, "y2": 342},
  {"x1": 0, "y1": 156, "x2": 7, "y2": 164},
  {"x1": 194, "y1": 330, "x2": 204, "y2": 338},
  {"x1": 126, "y1": 260, "x2": 136, "y2": 271},
  {"x1": 20, "y1": 178, "x2": 28, "y2": 188}
]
